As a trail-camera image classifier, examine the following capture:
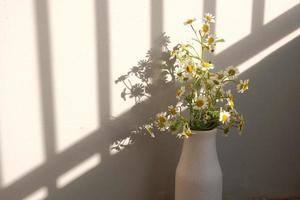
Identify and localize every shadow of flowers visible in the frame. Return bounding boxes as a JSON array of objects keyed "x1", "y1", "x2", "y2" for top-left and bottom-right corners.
[
  {"x1": 111, "y1": 33, "x2": 178, "y2": 152},
  {"x1": 115, "y1": 33, "x2": 177, "y2": 103}
]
